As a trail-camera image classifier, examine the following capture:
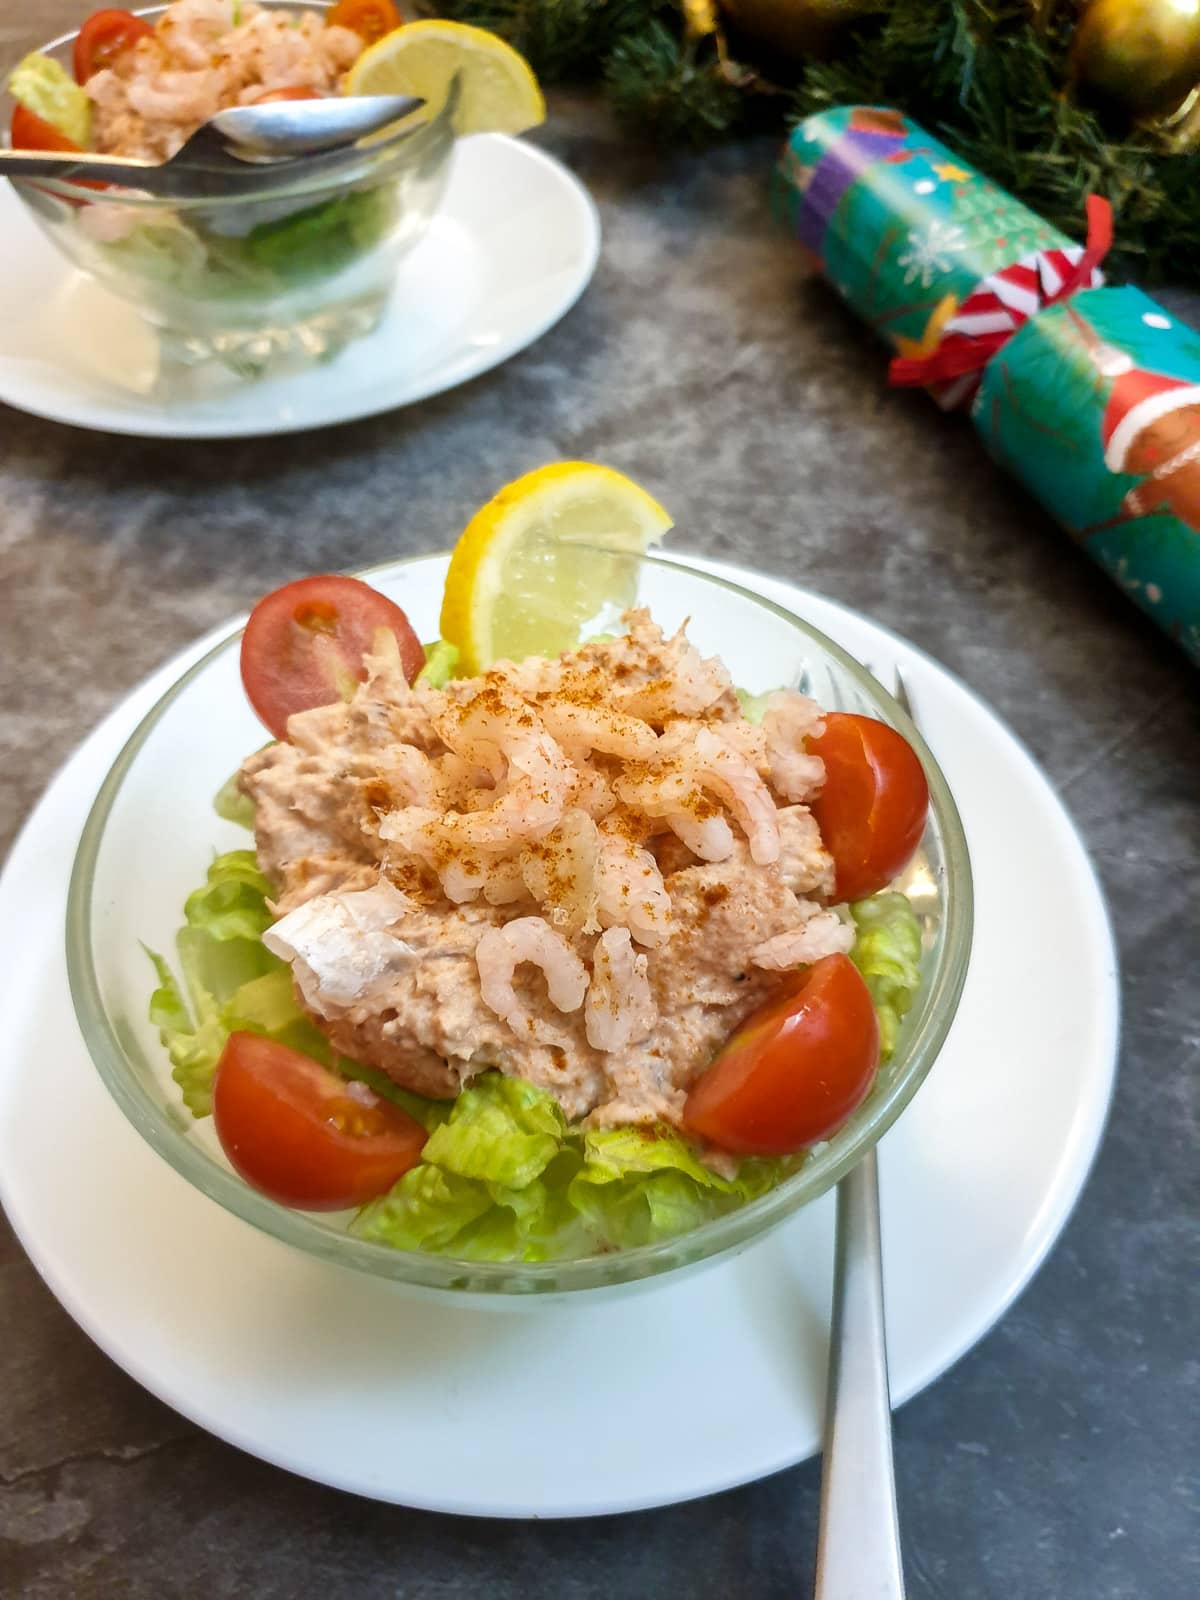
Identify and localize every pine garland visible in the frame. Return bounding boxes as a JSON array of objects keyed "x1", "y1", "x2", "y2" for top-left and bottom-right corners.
[
  {"x1": 429, "y1": 0, "x2": 1200, "y2": 284},
  {"x1": 794, "y1": 0, "x2": 1200, "y2": 283}
]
